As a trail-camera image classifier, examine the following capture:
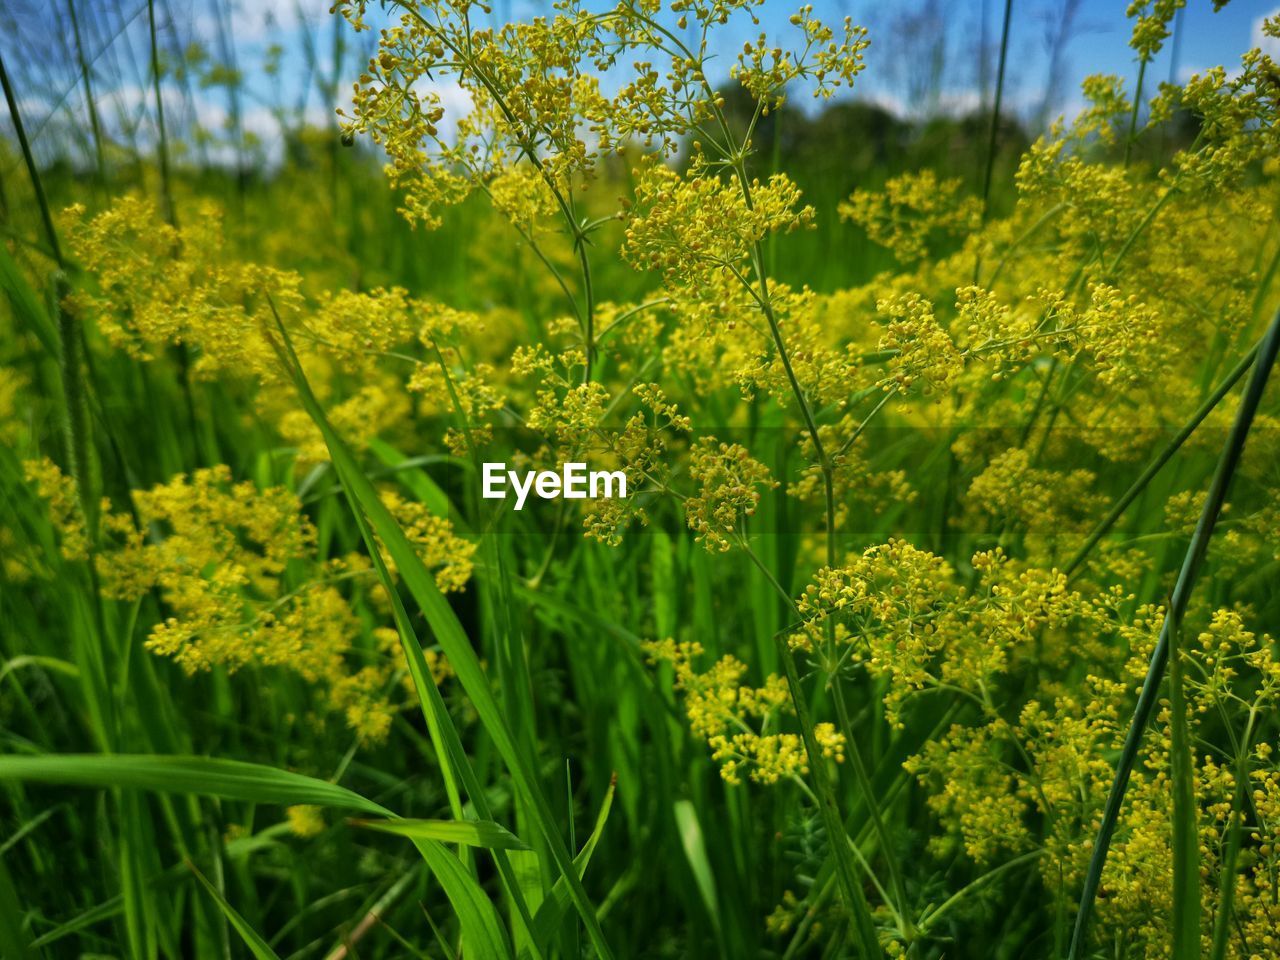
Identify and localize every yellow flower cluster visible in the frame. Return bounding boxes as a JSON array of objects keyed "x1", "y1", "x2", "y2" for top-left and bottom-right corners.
[
  {"x1": 874, "y1": 292, "x2": 963, "y2": 396},
  {"x1": 1127, "y1": 0, "x2": 1185, "y2": 60},
  {"x1": 22, "y1": 458, "x2": 90, "y2": 563},
  {"x1": 624, "y1": 159, "x2": 813, "y2": 290},
  {"x1": 65, "y1": 196, "x2": 509, "y2": 463},
  {"x1": 643, "y1": 638, "x2": 844, "y2": 785},
  {"x1": 379, "y1": 491, "x2": 476, "y2": 594},
  {"x1": 965, "y1": 447, "x2": 1108, "y2": 543},
  {"x1": 285, "y1": 804, "x2": 326, "y2": 838},
  {"x1": 24, "y1": 461, "x2": 466, "y2": 744},
  {"x1": 335, "y1": 0, "x2": 870, "y2": 232},
  {"x1": 732, "y1": 10, "x2": 869, "y2": 110},
  {"x1": 839, "y1": 170, "x2": 982, "y2": 263},
  {"x1": 684, "y1": 438, "x2": 776, "y2": 551},
  {"x1": 64, "y1": 196, "x2": 298, "y2": 378}
]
